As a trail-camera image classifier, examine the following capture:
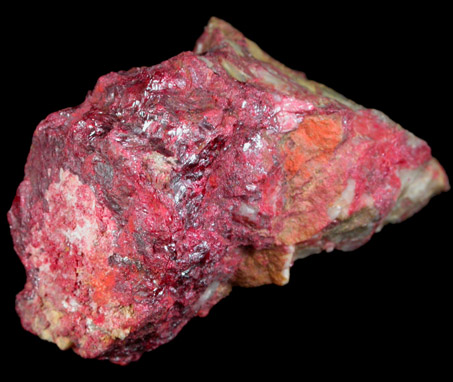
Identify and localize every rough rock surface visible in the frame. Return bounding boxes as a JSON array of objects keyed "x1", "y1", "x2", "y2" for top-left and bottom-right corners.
[{"x1": 8, "y1": 18, "x2": 449, "y2": 364}]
